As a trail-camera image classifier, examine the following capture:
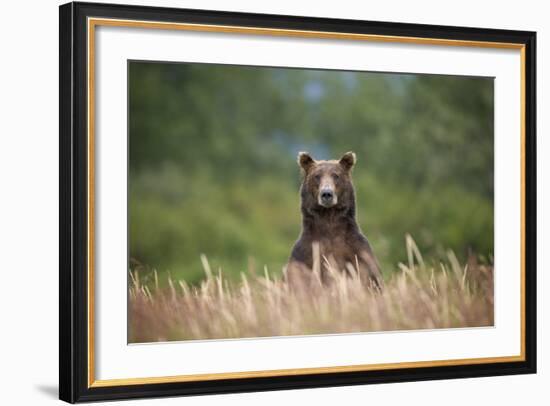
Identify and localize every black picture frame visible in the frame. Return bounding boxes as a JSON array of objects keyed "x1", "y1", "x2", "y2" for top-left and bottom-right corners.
[{"x1": 59, "y1": 1, "x2": 537, "y2": 403}]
